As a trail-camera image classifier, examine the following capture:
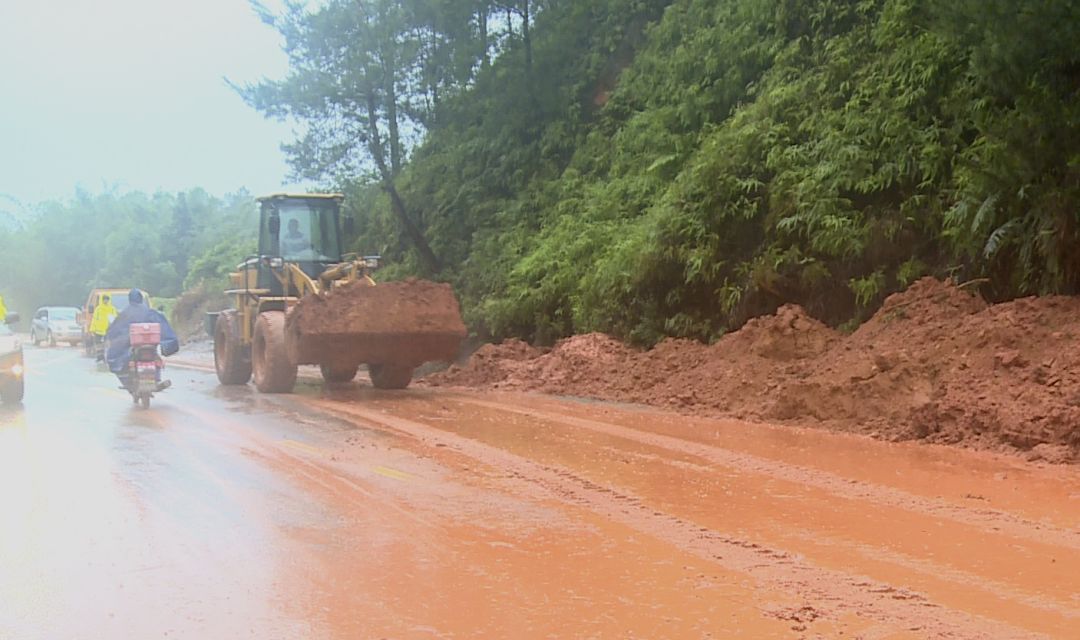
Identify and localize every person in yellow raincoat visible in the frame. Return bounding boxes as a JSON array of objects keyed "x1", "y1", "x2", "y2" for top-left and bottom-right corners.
[
  {"x1": 0, "y1": 295, "x2": 7, "y2": 323},
  {"x1": 90, "y1": 294, "x2": 118, "y2": 337}
]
